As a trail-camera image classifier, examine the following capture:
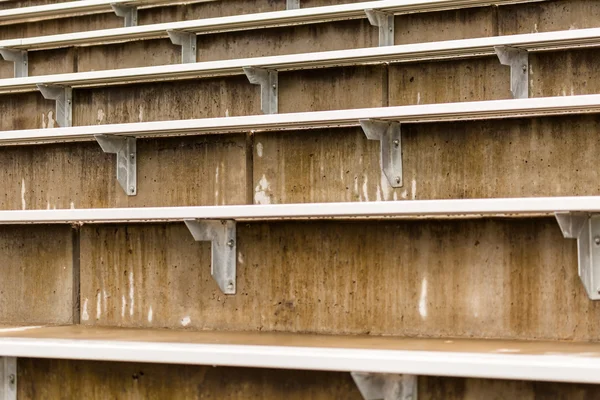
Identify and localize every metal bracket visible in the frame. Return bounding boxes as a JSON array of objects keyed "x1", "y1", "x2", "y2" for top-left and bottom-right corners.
[
  {"x1": 366, "y1": 9, "x2": 394, "y2": 47},
  {"x1": 352, "y1": 372, "x2": 417, "y2": 400},
  {"x1": 95, "y1": 135, "x2": 137, "y2": 196},
  {"x1": 243, "y1": 67, "x2": 278, "y2": 114},
  {"x1": 360, "y1": 119, "x2": 403, "y2": 188},
  {"x1": 556, "y1": 212, "x2": 600, "y2": 300},
  {"x1": 494, "y1": 46, "x2": 529, "y2": 99},
  {"x1": 286, "y1": 0, "x2": 300, "y2": 9},
  {"x1": 185, "y1": 220, "x2": 236, "y2": 294},
  {"x1": 0, "y1": 357, "x2": 16, "y2": 400},
  {"x1": 167, "y1": 30, "x2": 197, "y2": 64},
  {"x1": 0, "y1": 48, "x2": 28, "y2": 78},
  {"x1": 111, "y1": 4, "x2": 138, "y2": 27},
  {"x1": 37, "y1": 84, "x2": 72, "y2": 127}
]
